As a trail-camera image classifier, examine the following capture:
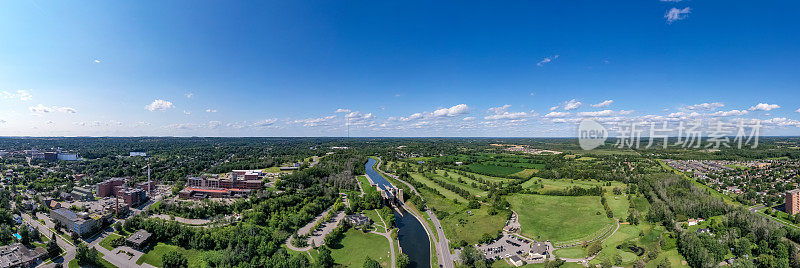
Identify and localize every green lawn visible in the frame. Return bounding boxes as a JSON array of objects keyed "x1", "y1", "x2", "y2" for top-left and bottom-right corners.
[
  {"x1": 606, "y1": 194, "x2": 629, "y2": 220},
  {"x1": 99, "y1": 233, "x2": 123, "y2": 251},
  {"x1": 507, "y1": 194, "x2": 614, "y2": 243},
  {"x1": 363, "y1": 209, "x2": 387, "y2": 233},
  {"x1": 521, "y1": 178, "x2": 625, "y2": 193},
  {"x1": 438, "y1": 202, "x2": 508, "y2": 246},
  {"x1": 431, "y1": 171, "x2": 486, "y2": 197},
  {"x1": 136, "y1": 243, "x2": 206, "y2": 268},
  {"x1": 410, "y1": 173, "x2": 468, "y2": 203},
  {"x1": 588, "y1": 224, "x2": 640, "y2": 266},
  {"x1": 330, "y1": 228, "x2": 391, "y2": 267},
  {"x1": 466, "y1": 164, "x2": 524, "y2": 177},
  {"x1": 357, "y1": 175, "x2": 376, "y2": 194},
  {"x1": 509, "y1": 169, "x2": 538, "y2": 179},
  {"x1": 68, "y1": 252, "x2": 115, "y2": 268},
  {"x1": 645, "y1": 249, "x2": 687, "y2": 267},
  {"x1": 554, "y1": 247, "x2": 587, "y2": 258}
]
